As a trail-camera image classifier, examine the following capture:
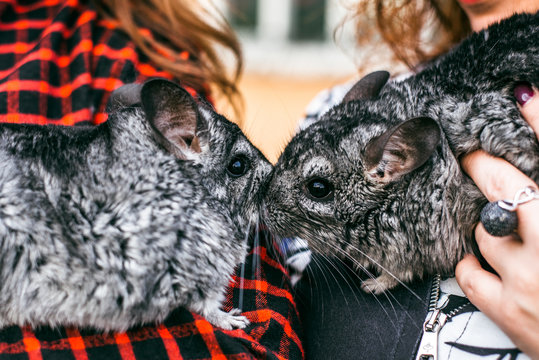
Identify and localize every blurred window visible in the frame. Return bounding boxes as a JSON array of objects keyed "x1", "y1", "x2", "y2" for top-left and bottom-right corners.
[
  {"x1": 289, "y1": 0, "x2": 326, "y2": 41},
  {"x1": 228, "y1": 0, "x2": 258, "y2": 30}
]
